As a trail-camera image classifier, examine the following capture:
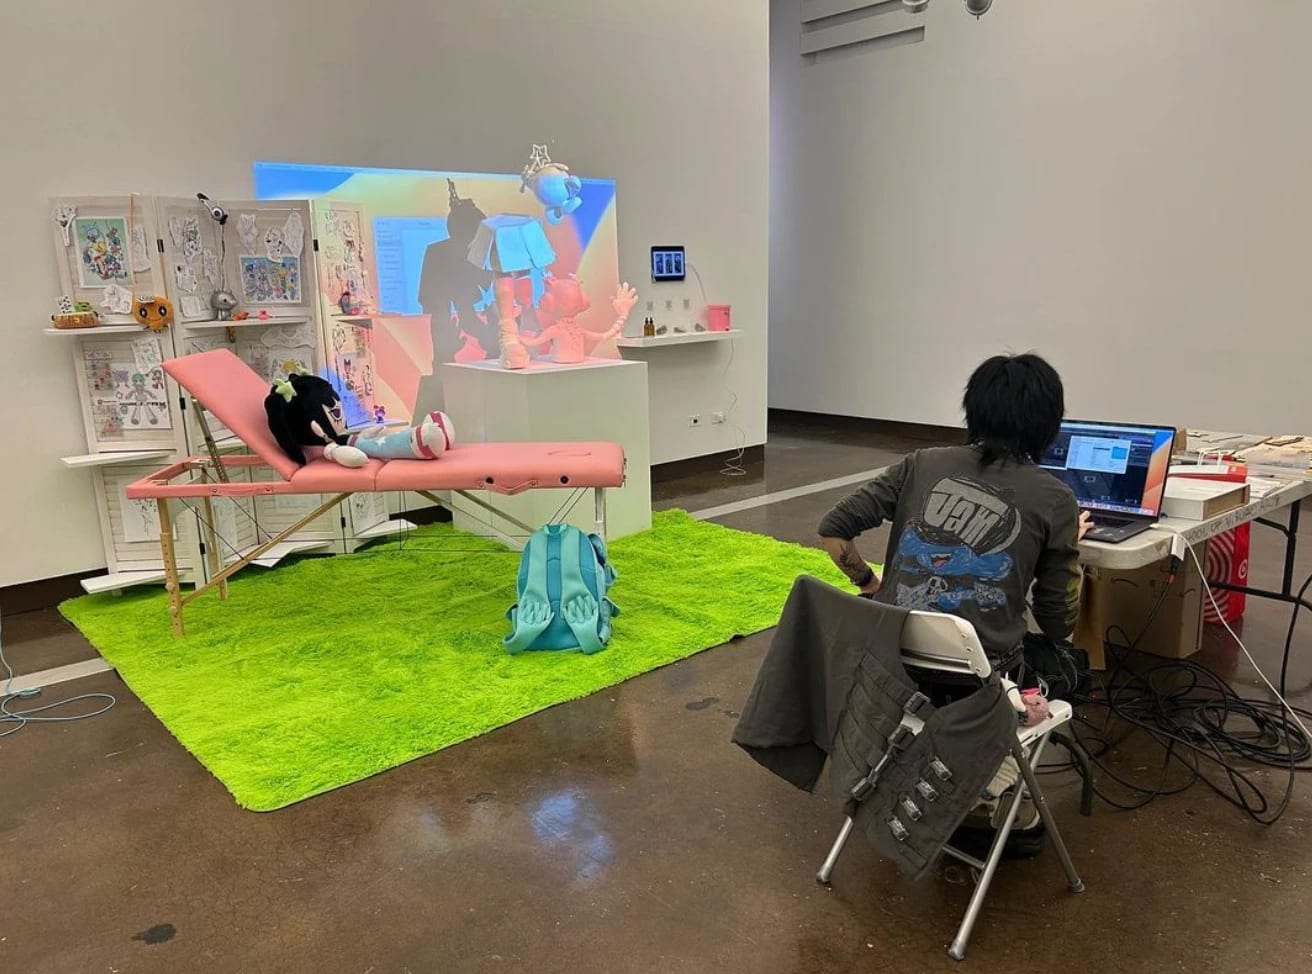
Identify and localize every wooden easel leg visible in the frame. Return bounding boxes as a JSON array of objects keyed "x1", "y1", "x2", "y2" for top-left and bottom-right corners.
[{"x1": 158, "y1": 498, "x2": 184, "y2": 637}]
